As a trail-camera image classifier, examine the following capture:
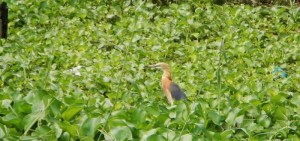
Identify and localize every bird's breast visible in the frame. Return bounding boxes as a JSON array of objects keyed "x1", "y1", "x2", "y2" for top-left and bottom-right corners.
[{"x1": 161, "y1": 77, "x2": 172, "y2": 93}]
